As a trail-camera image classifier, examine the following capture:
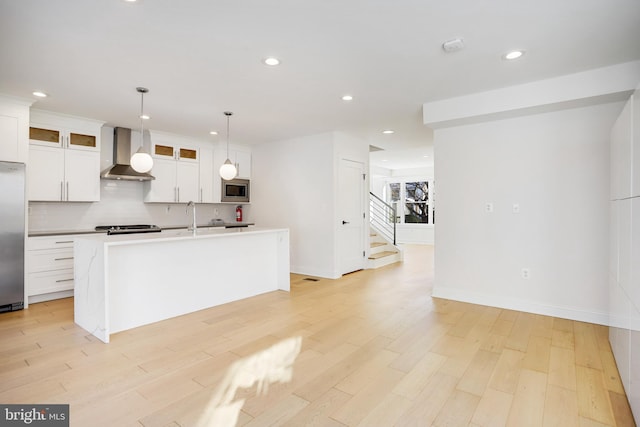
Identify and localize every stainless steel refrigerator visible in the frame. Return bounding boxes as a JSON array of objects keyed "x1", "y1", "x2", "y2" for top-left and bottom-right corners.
[{"x1": 0, "y1": 161, "x2": 25, "y2": 312}]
